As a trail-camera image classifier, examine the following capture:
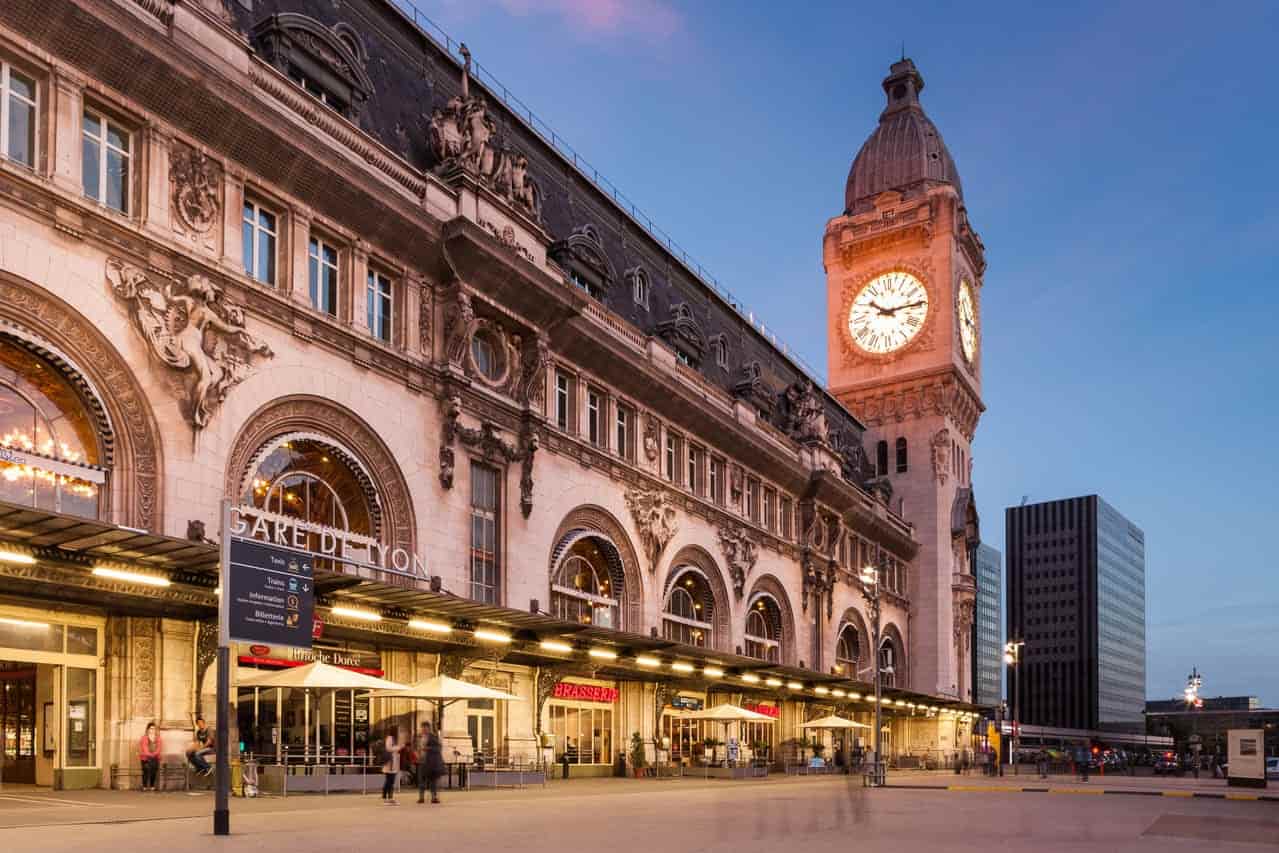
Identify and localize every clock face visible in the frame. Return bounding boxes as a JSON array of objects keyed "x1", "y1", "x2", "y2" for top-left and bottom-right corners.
[
  {"x1": 847, "y1": 271, "x2": 929, "y2": 354},
  {"x1": 958, "y1": 280, "x2": 978, "y2": 363}
]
